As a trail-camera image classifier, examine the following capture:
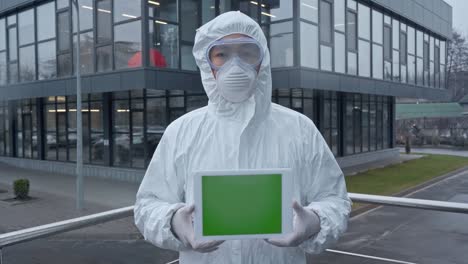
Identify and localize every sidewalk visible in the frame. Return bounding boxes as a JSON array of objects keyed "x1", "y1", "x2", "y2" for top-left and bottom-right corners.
[
  {"x1": 342, "y1": 153, "x2": 424, "y2": 176},
  {"x1": 0, "y1": 162, "x2": 141, "y2": 239},
  {"x1": 399, "y1": 147, "x2": 468, "y2": 157}
]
